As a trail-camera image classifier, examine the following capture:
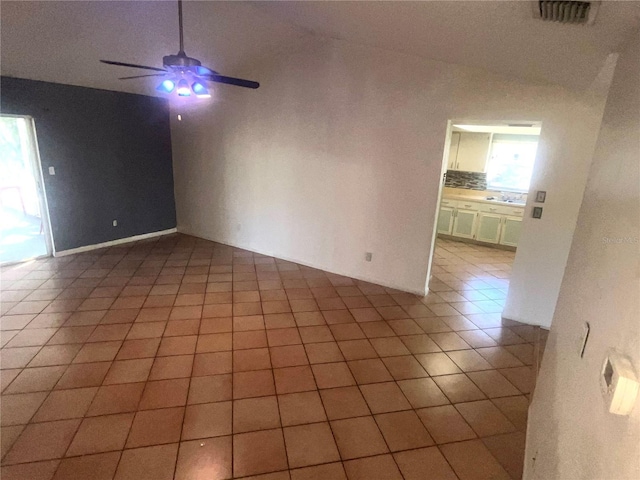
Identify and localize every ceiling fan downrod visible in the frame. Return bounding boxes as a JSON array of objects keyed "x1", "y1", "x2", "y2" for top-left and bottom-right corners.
[
  {"x1": 177, "y1": 0, "x2": 185, "y2": 56},
  {"x1": 163, "y1": 0, "x2": 201, "y2": 68}
]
